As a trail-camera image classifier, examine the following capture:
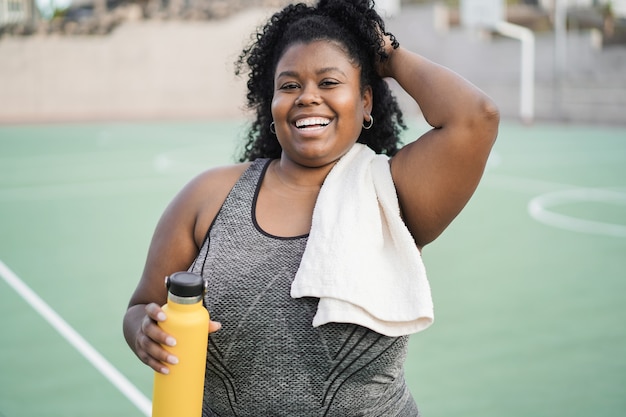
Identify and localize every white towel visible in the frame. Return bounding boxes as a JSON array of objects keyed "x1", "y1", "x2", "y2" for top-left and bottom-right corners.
[{"x1": 291, "y1": 143, "x2": 434, "y2": 337}]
